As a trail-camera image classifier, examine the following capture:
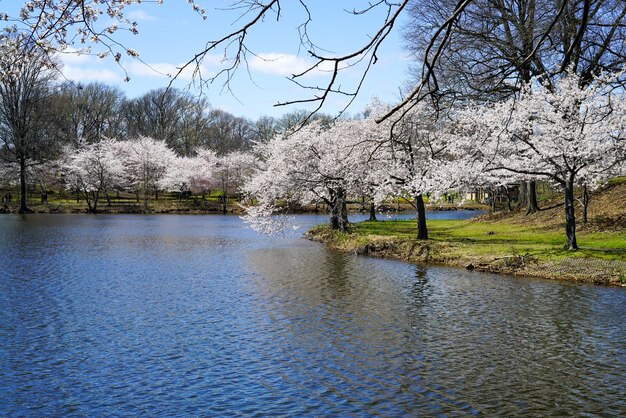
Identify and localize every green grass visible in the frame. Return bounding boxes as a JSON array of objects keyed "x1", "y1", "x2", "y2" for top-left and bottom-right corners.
[
  {"x1": 2, "y1": 191, "x2": 238, "y2": 213},
  {"x1": 350, "y1": 219, "x2": 626, "y2": 262},
  {"x1": 607, "y1": 176, "x2": 626, "y2": 186}
]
